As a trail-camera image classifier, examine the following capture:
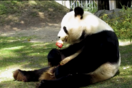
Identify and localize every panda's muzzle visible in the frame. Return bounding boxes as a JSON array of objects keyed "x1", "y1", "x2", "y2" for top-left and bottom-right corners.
[
  {"x1": 58, "y1": 36, "x2": 68, "y2": 43},
  {"x1": 58, "y1": 26, "x2": 68, "y2": 38},
  {"x1": 58, "y1": 26, "x2": 69, "y2": 42}
]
